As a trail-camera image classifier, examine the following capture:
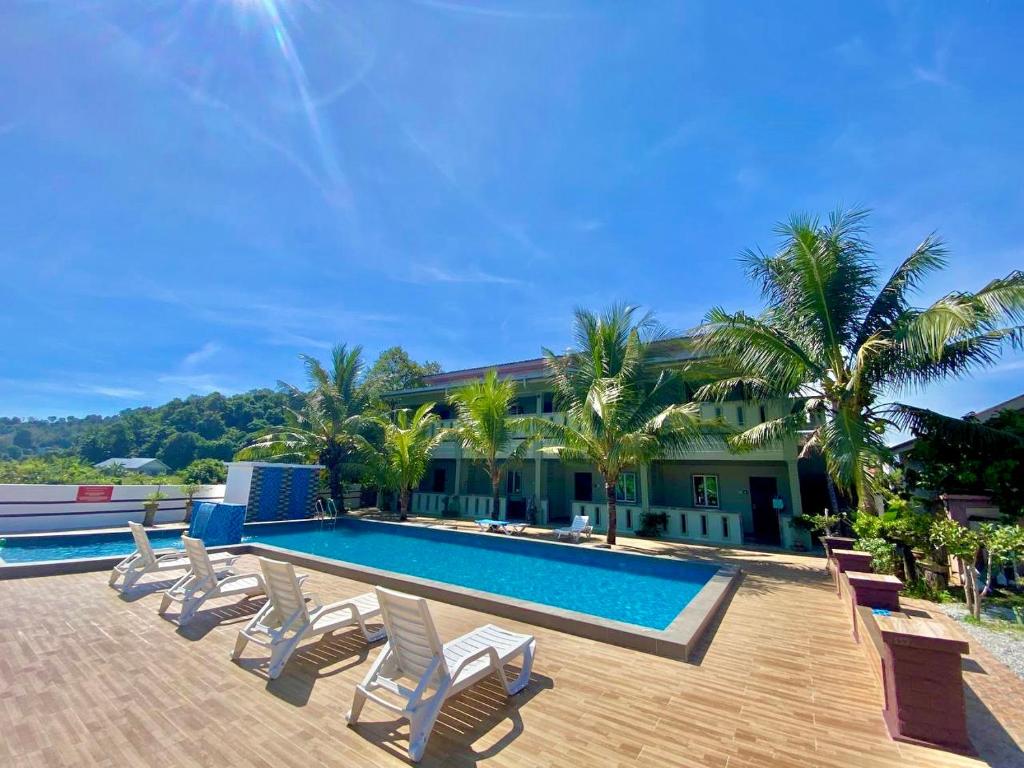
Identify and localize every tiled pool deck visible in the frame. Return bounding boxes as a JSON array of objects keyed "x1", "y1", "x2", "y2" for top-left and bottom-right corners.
[{"x1": 1, "y1": 522, "x2": 1021, "y2": 767}]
